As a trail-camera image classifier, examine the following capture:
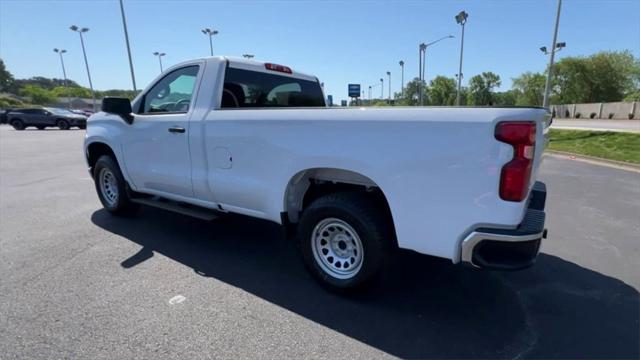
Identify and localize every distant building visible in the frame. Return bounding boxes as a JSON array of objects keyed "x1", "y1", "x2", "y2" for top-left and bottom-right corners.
[{"x1": 55, "y1": 97, "x2": 101, "y2": 111}]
